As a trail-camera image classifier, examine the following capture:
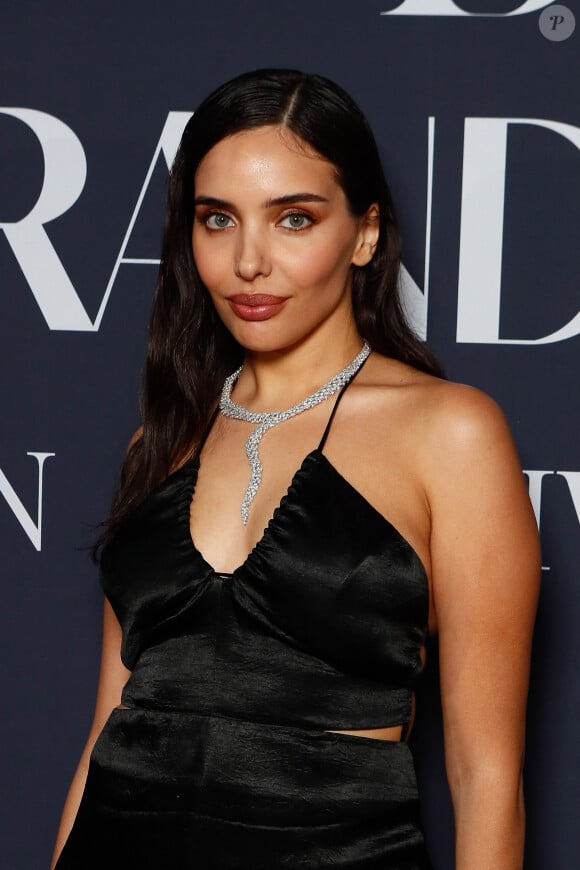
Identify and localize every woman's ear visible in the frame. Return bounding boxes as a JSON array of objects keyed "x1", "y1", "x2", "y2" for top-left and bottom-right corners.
[{"x1": 352, "y1": 204, "x2": 380, "y2": 267}]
